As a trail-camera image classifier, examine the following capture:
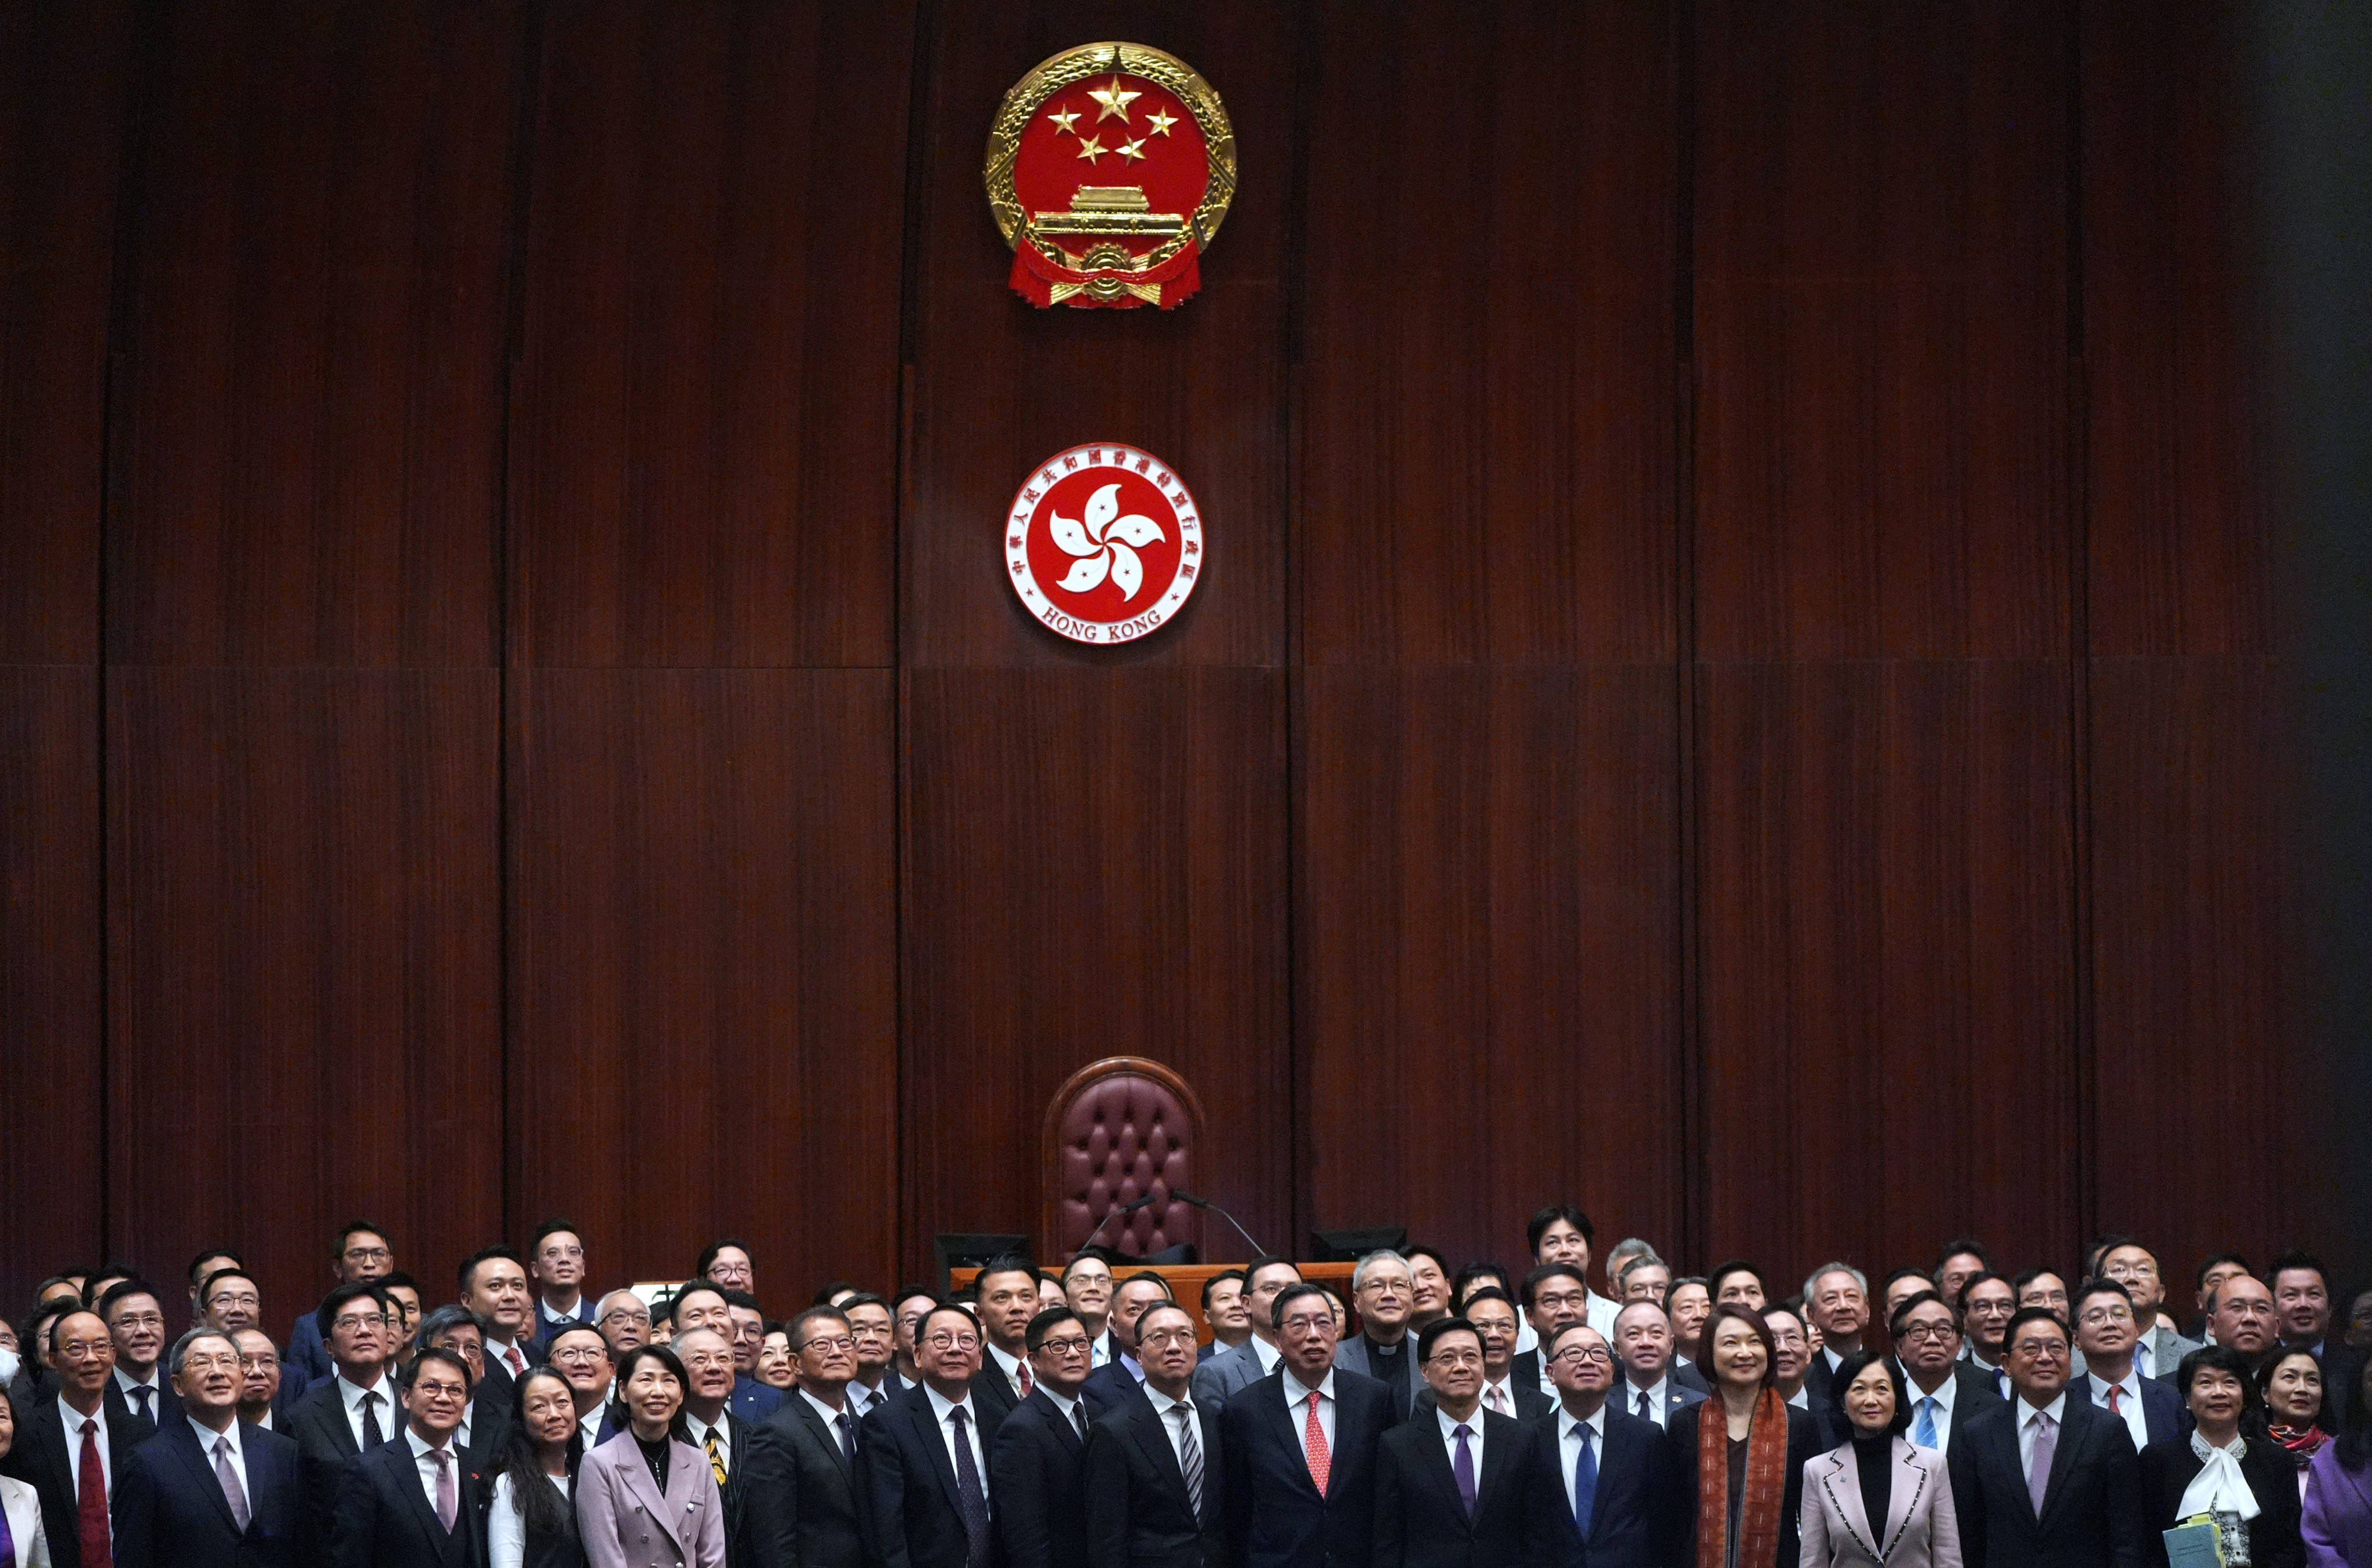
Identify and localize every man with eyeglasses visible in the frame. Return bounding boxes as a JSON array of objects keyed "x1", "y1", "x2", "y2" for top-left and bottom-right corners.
[
  {"x1": 1422, "y1": 1287, "x2": 1552, "y2": 1422},
  {"x1": 673, "y1": 1325, "x2": 798, "y2": 1567},
  {"x1": 1191, "y1": 1257, "x2": 1304, "y2": 1414},
  {"x1": 1537, "y1": 1322, "x2": 1661, "y2": 1568},
  {"x1": 1374, "y1": 1316, "x2": 1558, "y2": 1564},
  {"x1": 1059, "y1": 1255, "x2": 1120, "y2": 1369},
  {"x1": 988, "y1": 1307, "x2": 1095, "y2": 1568},
  {"x1": 1887, "y1": 1289, "x2": 2002, "y2": 1458},
  {"x1": 1956, "y1": 1272, "x2": 2019, "y2": 1400},
  {"x1": 1510, "y1": 1264, "x2": 1593, "y2": 1402},
  {"x1": 1218, "y1": 1281, "x2": 1397, "y2": 1568},
  {"x1": 524, "y1": 1220, "x2": 597, "y2": 1353},
  {"x1": 377, "y1": 1278, "x2": 423, "y2": 1380},
  {"x1": 1081, "y1": 1273, "x2": 1179, "y2": 1416},
  {"x1": 232, "y1": 1329, "x2": 287, "y2": 1431},
  {"x1": 283, "y1": 1281, "x2": 399, "y2": 1546},
  {"x1": 1609, "y1": 1298, "x2": 1706, "y2": 1430},
  {"x1": 113, "y1": 1328, "x2": 309, "y2": 1566},
  {"x1": 2089, "y1": 1236, "x2": 2199, "y2": 1380},
  {"x1": 1084, "y1": 1300, "x2": 1225, "y2": 1567},
  {"x1": 763, "y1": 1306, "x2": 868, "y2": 1567},
  {"x1": 590, "y1": 1288, "x2": 651, "y2": 1356},
  {"x1": 324, "y1": 1348, "x2": 482, "y2": 1568},
  {"x1": 836, "y1": 1294, "x2": 900, "y2": 1417},
  {"x1": 859, "y1": 1302, "x2": 1005, "y2": 1568},
  {"x1": 287, "y1": 1222, "x2": 395, "y2": 1385},
  {"x1": 98, "y1": 1280, "x2": 180, "y2": 1428},
  {"x1": 1947, "y1": 1306, "x2": 2148, "y2": 1568},
  {"x1": 1336, "y1": 1251, "x2": 1422, "y2": 1422},
  {"x1": 542, "y1": 1325, "x2": 618, "y2": 1449},
  {"x1": 2063, "y1": 1278, "x2": 2180, "y2": 1450},
  {"x1": 0, "y1": 1307, "x2": 156, "y2": 1568}
]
